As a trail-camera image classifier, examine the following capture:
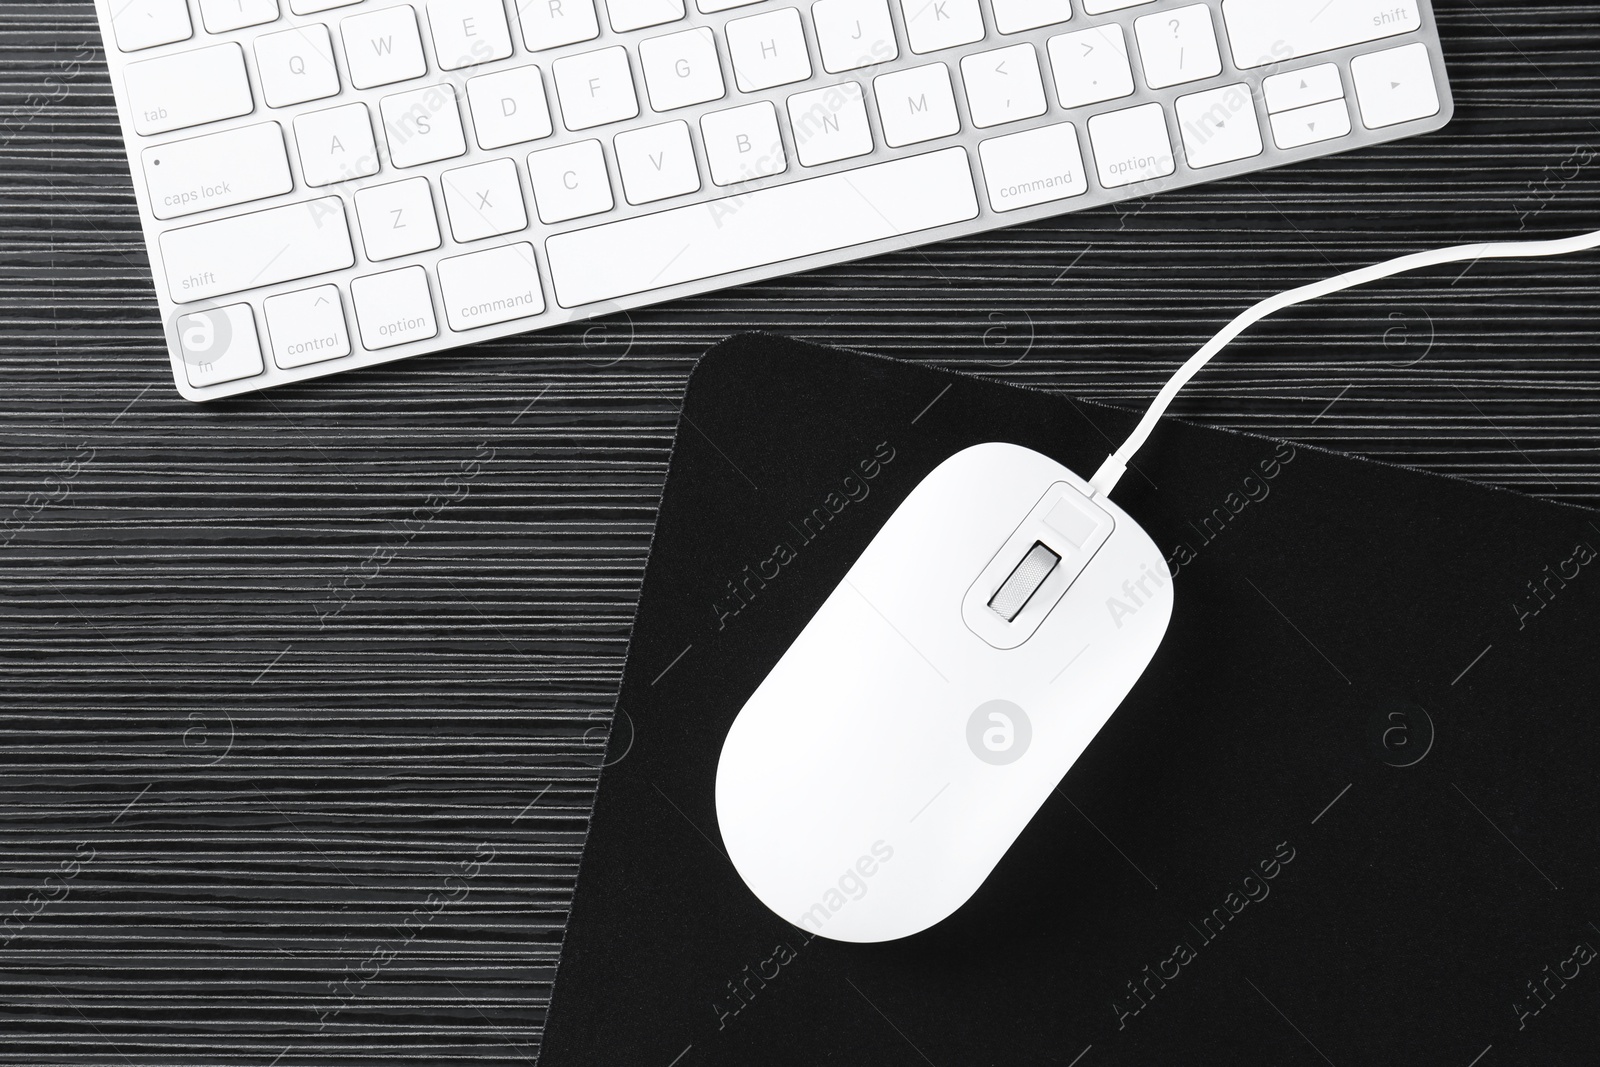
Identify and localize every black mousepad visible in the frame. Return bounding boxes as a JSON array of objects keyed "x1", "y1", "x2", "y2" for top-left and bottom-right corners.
[{"x1": 539, "y1": 333, "x2": 1599, "y2": 1066}]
